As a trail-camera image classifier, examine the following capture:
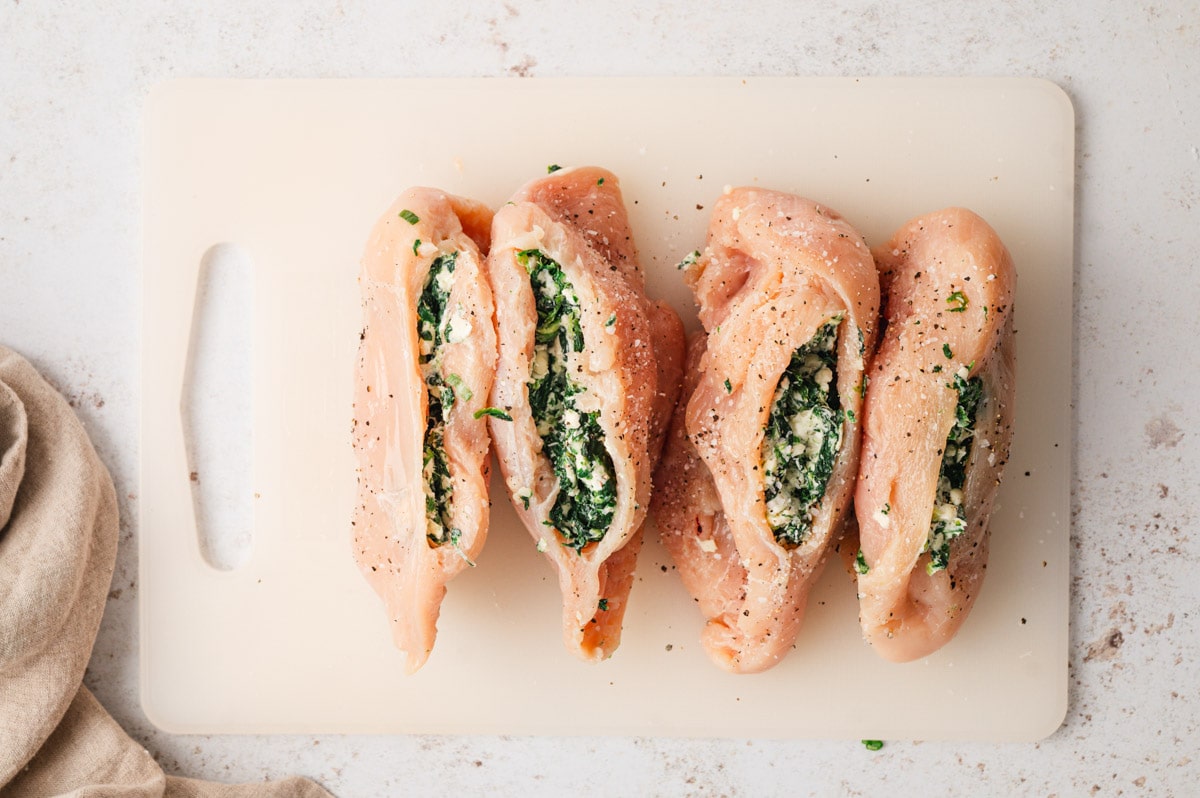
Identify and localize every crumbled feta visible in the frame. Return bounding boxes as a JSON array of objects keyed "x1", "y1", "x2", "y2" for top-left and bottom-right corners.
[
  {"x1": 935, "y1": 502, "x2": 959, "y2": 522},
  {"x1": 530, "y1": 347, "x2": 549, "y2": 380},
  {"x1": 444, "y1": 311, "x2": 471, "y2": 343}
]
